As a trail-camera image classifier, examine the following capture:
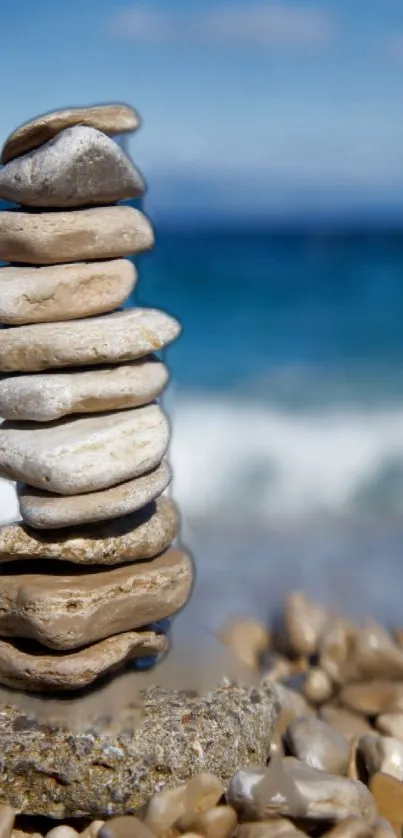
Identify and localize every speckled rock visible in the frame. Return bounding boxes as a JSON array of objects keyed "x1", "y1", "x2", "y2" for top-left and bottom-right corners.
[
  {"x1": 0, "y1": 681, "x2": 279, "y2": 817},
  {"x1": 0, "y1": 497, "x2": 178, "y2": 565},
  {"x1": 18, "y1": 460, "x2": 172, "y2": 530},
  {"x1": 0, "y1": 405, "x2": 169, "y2": 495},
  {"x1": 0, "y1": 358, "x2": 168, "y2": 422},
  {"x1": 0, "y1": 260, "x2": 136, "y2": 326},
  {"x1": 0, "y1": 309, "x2": 180, "y2": 373},
  {"x1": 0, "y1": 126, "x2": 144, "y2": 208},
  {"x1": 0, "y1": 206, "x2": 153, "y2": 265},
  {"x1": 0, "y1": 548, "x2": 192, "y2": 650},
  {"x1": 0, "y1": 629, "x2": 167, "y2": 692},
  {"x1": 1, "y1": 103, "x2": 140, "y2": 163}
]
